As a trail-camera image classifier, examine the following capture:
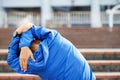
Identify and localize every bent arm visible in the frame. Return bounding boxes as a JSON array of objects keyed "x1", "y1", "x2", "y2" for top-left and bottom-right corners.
[
  {"x1": 7, "y1": 36, "x2": 41, "y2": 74},
  {"x1": 18, "y1": 25, "x2": 59, "y2": 72},
  {"x1": 31, "y1": 25, "x2": 58, "y2": 46},
  {"x1": 19, "y1": 28, "x2": 34, "y2": 48},
  {"x1": 19, "y1": 24, "x2": 58, "y2": 48},
  {"x1": 7, "y1": 37, "x2": 23, "y2": 73},
  {"x1": 7, "y1": 37, "x2": 20, "y2": 62}
]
